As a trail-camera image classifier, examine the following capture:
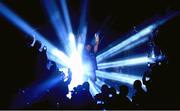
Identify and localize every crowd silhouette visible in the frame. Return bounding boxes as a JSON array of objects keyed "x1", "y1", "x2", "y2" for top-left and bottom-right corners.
[{"x1": 0, "y1": 15, "x2": 179, "y2": 110}]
